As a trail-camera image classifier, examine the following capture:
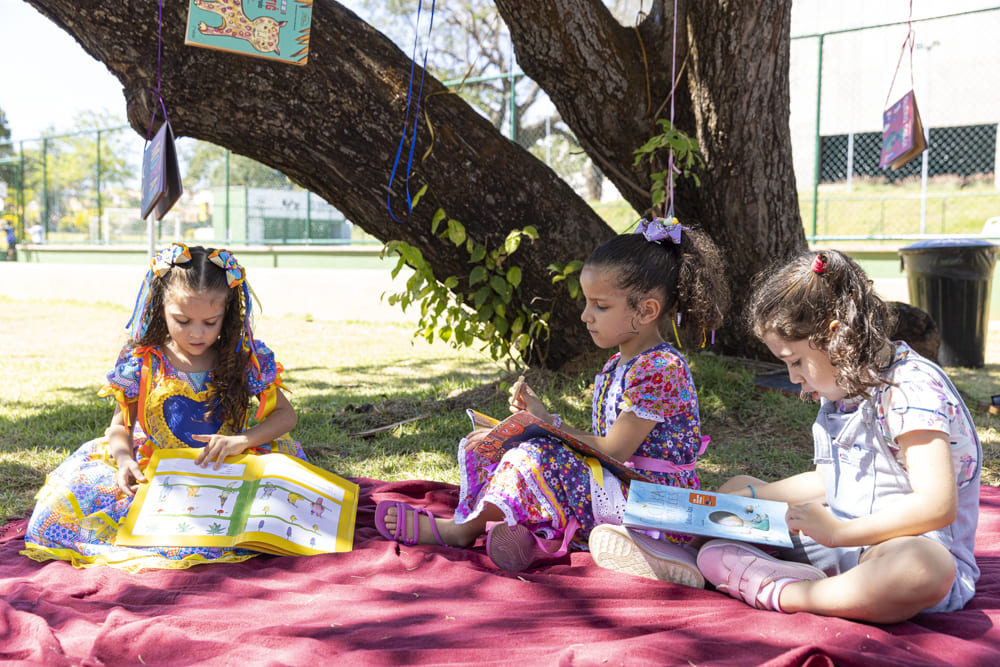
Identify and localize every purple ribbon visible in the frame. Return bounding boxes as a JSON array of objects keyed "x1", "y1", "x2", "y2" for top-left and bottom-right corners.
[{"x1": 636, "y1": 217, "x2": 684, "y2": 244}]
